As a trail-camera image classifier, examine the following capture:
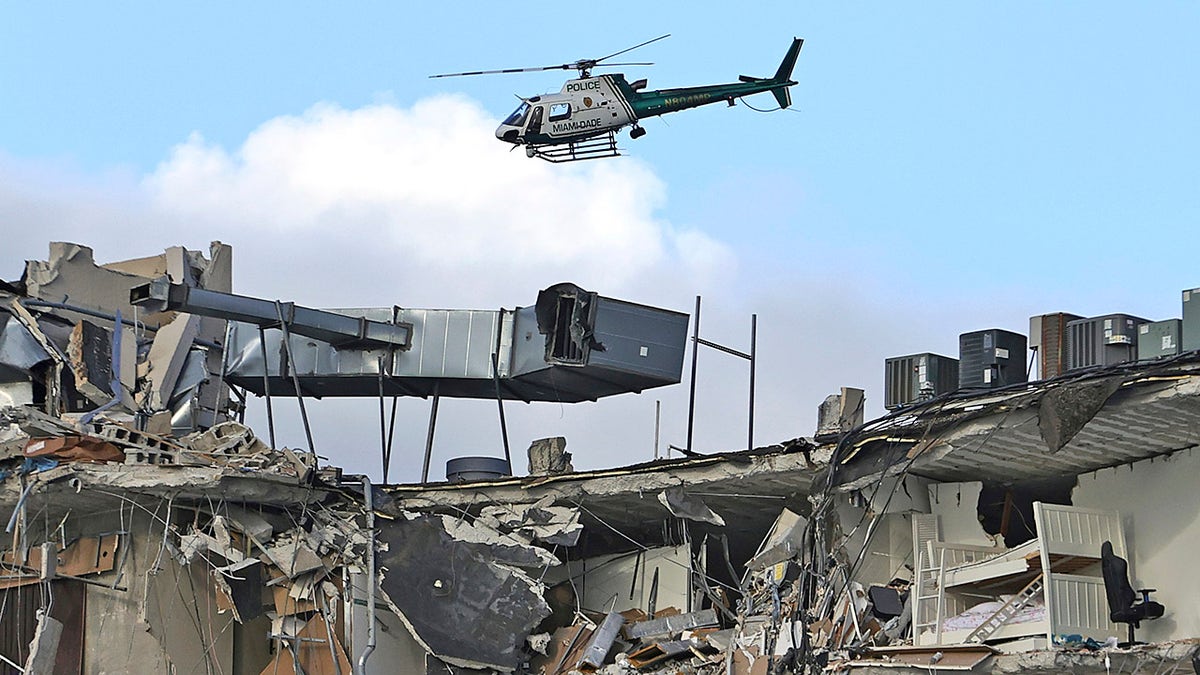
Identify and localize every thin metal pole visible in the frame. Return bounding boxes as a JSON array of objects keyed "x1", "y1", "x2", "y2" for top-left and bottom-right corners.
[
  {"x1": 421, "y1": 382, "x2": 440, "y2": 483},
  {"x1": 653, "y1": 400, "x2": 661, "y2": 460},
  {"x1": 748, "y1": 313, "x2": 757, "y2": 452},
  {"x1": 491, "y1": 353, "x2": 512, "y2": 469},
  {"x1": 275, "y1": 301, "x2": 316, "y2": 454},
  {"x1": 385, "y1": 396, "x2": 398, "y2": 483},
  {"x1": 377, "y1": 358, "x2": 388, "y2": 483},
  {"x1": 355, "y1": 476, "x2": 377, "y2": 675},
  {"x1": 685, "y1": 295, "x2": 700, "y2": 454},
  {"x1": 257, "y1": 326, "x2": 276, "y2": 448}
]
